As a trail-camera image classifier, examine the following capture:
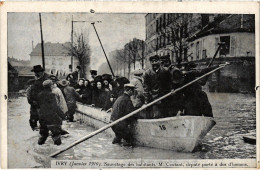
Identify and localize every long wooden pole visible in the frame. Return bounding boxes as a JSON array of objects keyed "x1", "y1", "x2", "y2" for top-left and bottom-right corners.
[
  {"x1": 91, "y1": 23, "x2": 115, "y2": 77},
  {"x1": 49, "y1": 63, "x2": 228, "y2": 158},
  {"x1": 207, "y1": 42, "x2": 225, "y2": 67},
  {"x1": 39, "y1": 13, "x2": 45, "y2": 69}
]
